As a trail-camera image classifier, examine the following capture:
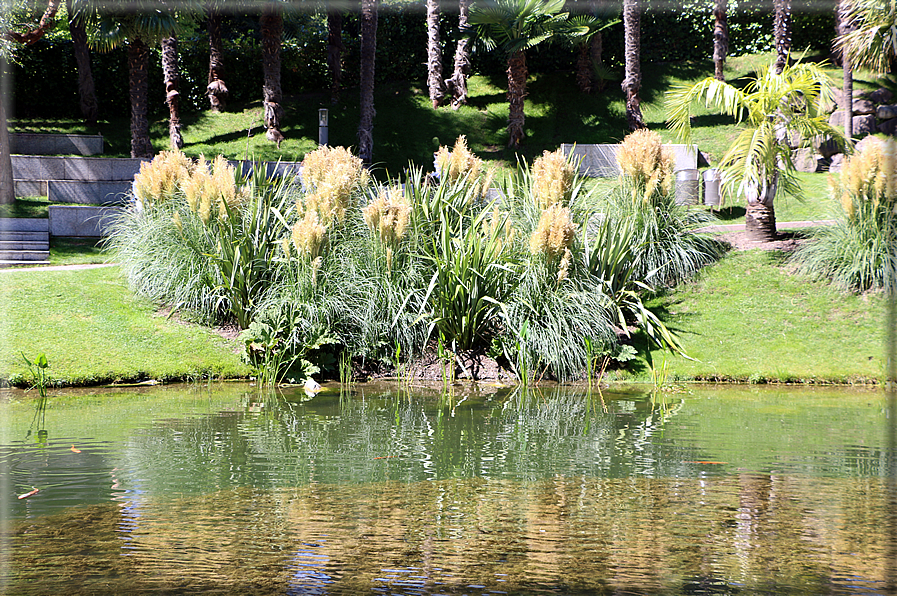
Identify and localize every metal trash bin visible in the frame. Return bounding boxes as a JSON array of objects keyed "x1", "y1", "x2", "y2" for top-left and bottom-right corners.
[
  {"x1": 674, "y1": 169, "x2": 701, "y2": 205},
  {"x1": 703, "y1": 168, "x2": 721, "y2": 206}
]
